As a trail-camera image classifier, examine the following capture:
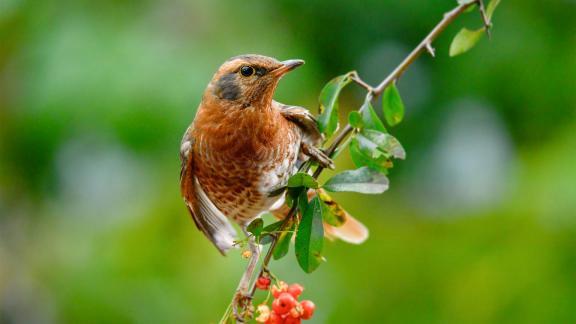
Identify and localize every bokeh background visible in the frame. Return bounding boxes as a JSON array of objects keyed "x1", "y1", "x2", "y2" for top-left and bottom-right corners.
[{"x1": 1, "y1": 0, "x2": 575, "y2": 323}]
